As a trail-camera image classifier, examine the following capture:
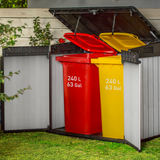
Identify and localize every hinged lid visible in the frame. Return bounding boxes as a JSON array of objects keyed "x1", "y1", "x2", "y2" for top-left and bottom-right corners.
[
  {"x1": 49, "y1": 6, "x2": 160, "y2": 43},
  {"x1": 126, "y1": 42, "x2": 160, "y2": 58},
  {"x1": 99, "y1": 32, "x2": 146, "y2": 52},
  {"x1": 64, "y1": 33, "x2": 117, "y2": 54}
]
